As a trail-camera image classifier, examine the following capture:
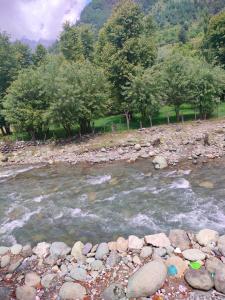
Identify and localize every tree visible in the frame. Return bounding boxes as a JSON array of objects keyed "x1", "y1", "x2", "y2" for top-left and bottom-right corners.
[
  {"x1": 13, "y1": 41, "x2": 32, "y2": 70},
  {"x1": 79, "y1": 24, "x2": 95, "y2": 61},
  {"x1": 178, "y1": 25, "x2": 188, "y2": 44},
  {"x1": 32, "y1": 44, "x2": 47, "y2": 66}
]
